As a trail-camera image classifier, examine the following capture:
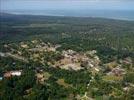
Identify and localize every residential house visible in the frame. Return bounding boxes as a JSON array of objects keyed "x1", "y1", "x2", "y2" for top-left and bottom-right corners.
[
  {"x1": 0, "y1": 77, "x2": 3, "y2": 81},
  {"x1": 107, "y1": 67, "x2": 125, "y2": 76},
  {"x1": 4, "y1": 70, "x2": 22, "y2": 78}
]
